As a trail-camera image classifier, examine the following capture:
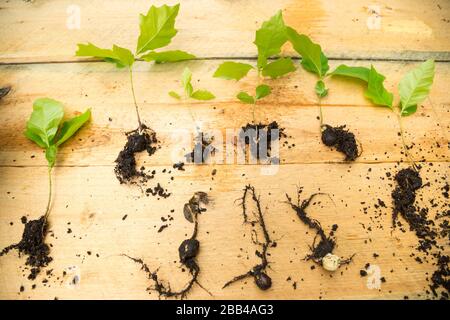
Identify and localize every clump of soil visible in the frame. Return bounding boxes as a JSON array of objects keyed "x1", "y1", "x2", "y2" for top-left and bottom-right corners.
[
  {"x1": 114, "y1": 125, "x2": 158, "y2": 184},
  {"x1": 0, "y1": 86, "x2": 11, "y2": 99},
  {"x1": 125, "y1": 192, "x2": 210, "y2": 299},
  {"x1": 286, "y1": 190, "x2": 354, "y2": 269},
  {"x1": 430, "y1": 254, "x2": 449, "y2": 299},
  {"x1": 390, "y1": 167, "x2": 449, "y2": 299},
  {"x1": 239, "y1": 121, "x2": 286, "y2": 161},
  {"x1": 0, "y1": 216, "x2": 52, "y2": 280},
  {"x1": 223, "y1": 185, "x2": 275, "y2": 290},
  {"x1": 185, "y1": 133, "x2": 216, "y2": 164},
  {"x1": 146, "y1": 183, "x2": 171, "y2": 199},
  {"x1": 321, "y1": 124, "x2": 359, "y2": 161},
  {"x1": 392, "y1": 168, "x2": 437, "y2": 251}
]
